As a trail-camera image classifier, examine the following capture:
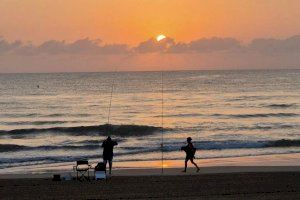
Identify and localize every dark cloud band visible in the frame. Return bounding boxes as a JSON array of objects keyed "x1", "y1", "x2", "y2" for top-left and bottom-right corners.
[{"x1": 1, "y1": 35, "x2": 300, "y2": 56}]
